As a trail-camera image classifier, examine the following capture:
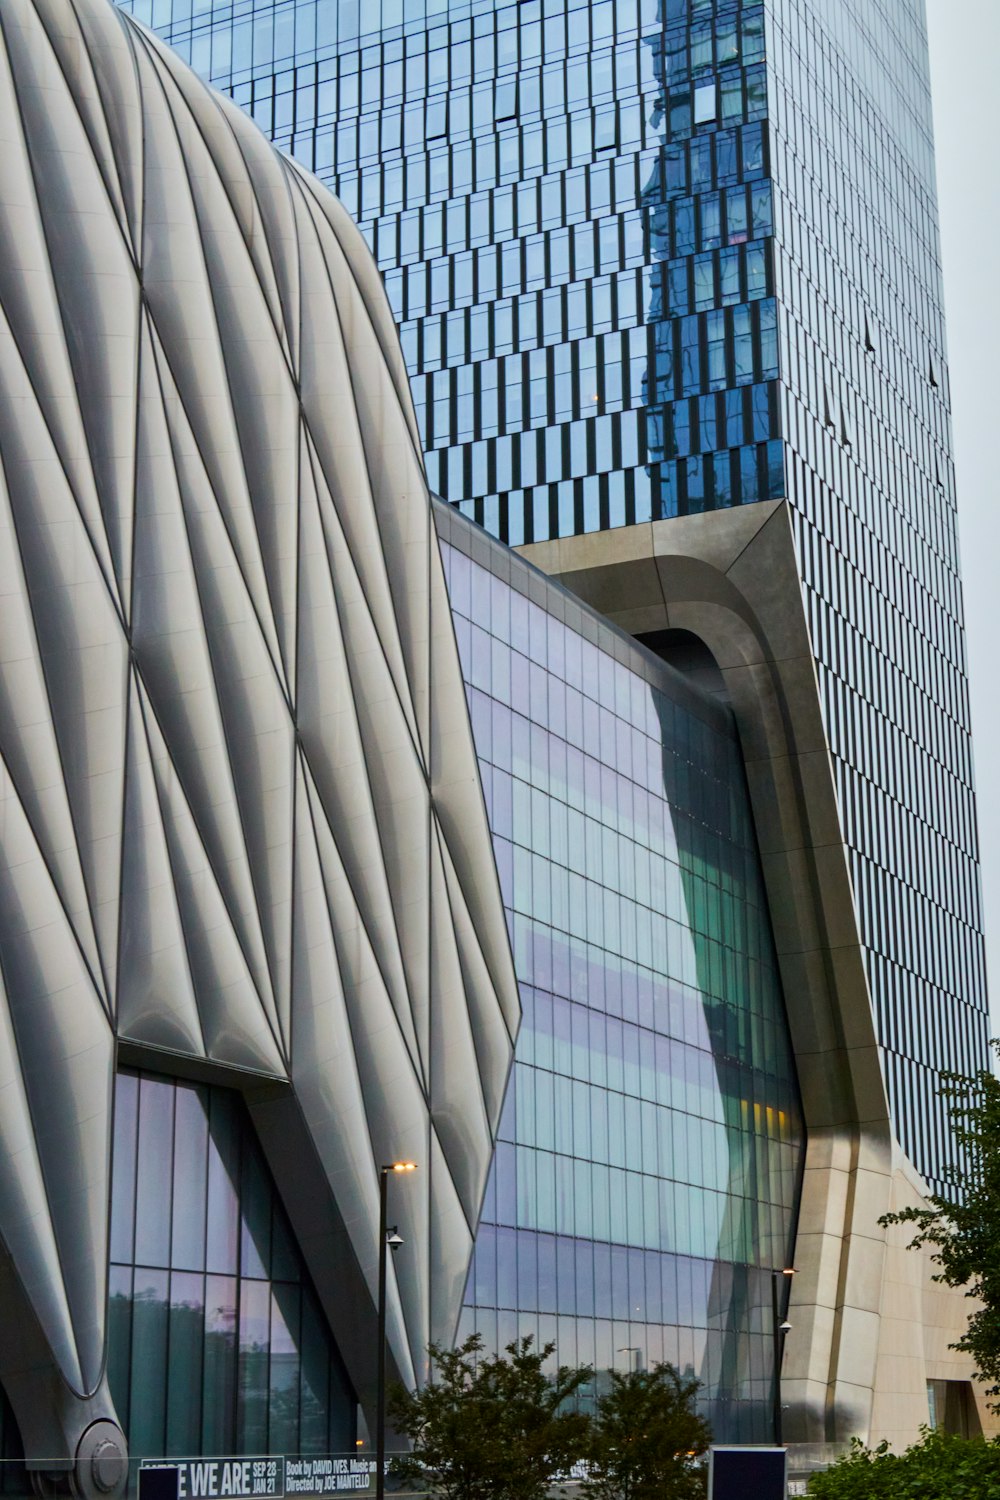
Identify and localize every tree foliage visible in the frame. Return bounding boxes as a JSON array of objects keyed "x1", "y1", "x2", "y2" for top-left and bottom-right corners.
[
  {"x1": 389, "y1": 1333, "x2": 592, "y2": 1500},
  {"x1": 806, "y1": 1428, "x2": 1000, "y2": 1499},
  {"x1": 582, "y1": 1363, "x2": 710, "y2": 1500},
  {"x1": 880, "y1": 1041, "x2": 1000, "y2": 1409}
]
